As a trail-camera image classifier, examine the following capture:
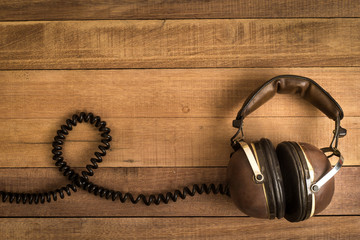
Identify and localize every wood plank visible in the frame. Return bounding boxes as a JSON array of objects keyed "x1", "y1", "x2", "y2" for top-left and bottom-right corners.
[
  {"x1": 0, "y1": 167, "x2": 357, "y2": 217},
  {"x1": 1, "y1": 68, "x2": 358, "y2": 119},
  {"x1": 0, "y1": 216, "x2": 359, "y2": 239},
  {"x1": 0, "y1": 20, "x2": 359, "y2": 69},
  {"x1": 0, "y1": 0, "x2": 359, "y2": 20},
  {"x1": 0, "y1": 117, "x2": 357, "y2": 167}
]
